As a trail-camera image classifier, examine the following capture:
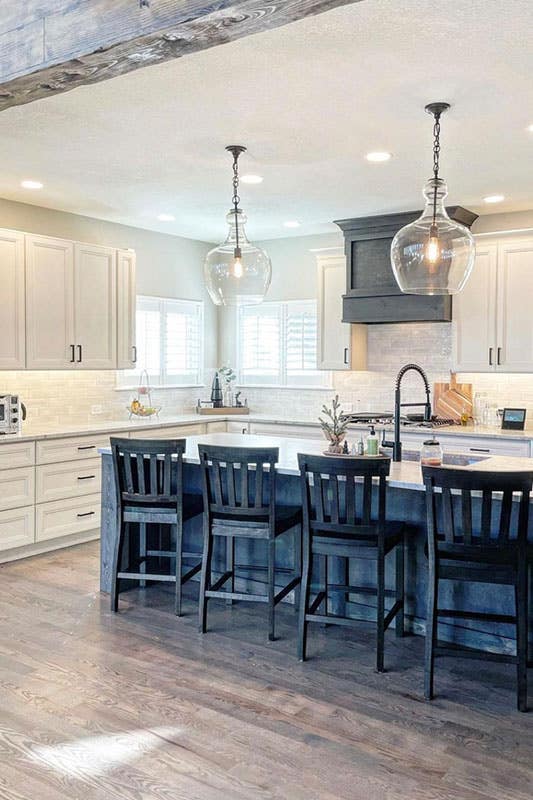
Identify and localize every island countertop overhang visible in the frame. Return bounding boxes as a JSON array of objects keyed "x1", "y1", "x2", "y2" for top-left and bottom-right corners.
[{"x1": 99, "y1": 431, "x2": 533, "y2": 494}]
